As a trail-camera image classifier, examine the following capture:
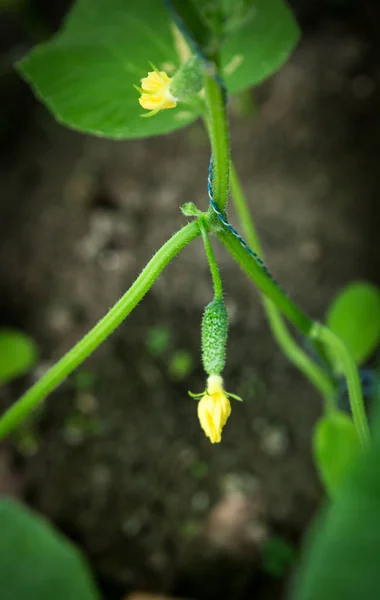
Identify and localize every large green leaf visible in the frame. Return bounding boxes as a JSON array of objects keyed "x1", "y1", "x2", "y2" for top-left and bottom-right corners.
[
  {"x1": 292, "y1": 412, "x2": 380, "y2": 600},
  {"x1": 221, "y1": 0, "x2": 300, "y2": 93},
  {"x1": 18, "y1": 0, "x2": 200, "y2": 139},
  {"x1": 0, "y1": 328, "x2": 38, "y2": 385},
  {"x1": 18, "y1": 0, "x2": 299, "y2": 139},
  {"x1": 0, "y1": 499, "x2": 100, "y2": 599},
  {"x1": 326, "y1": 281, "x2": 380, "y2": 368},
  {"x1": 313, "y1": 410, "x2": 360, "y2": 497}
]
